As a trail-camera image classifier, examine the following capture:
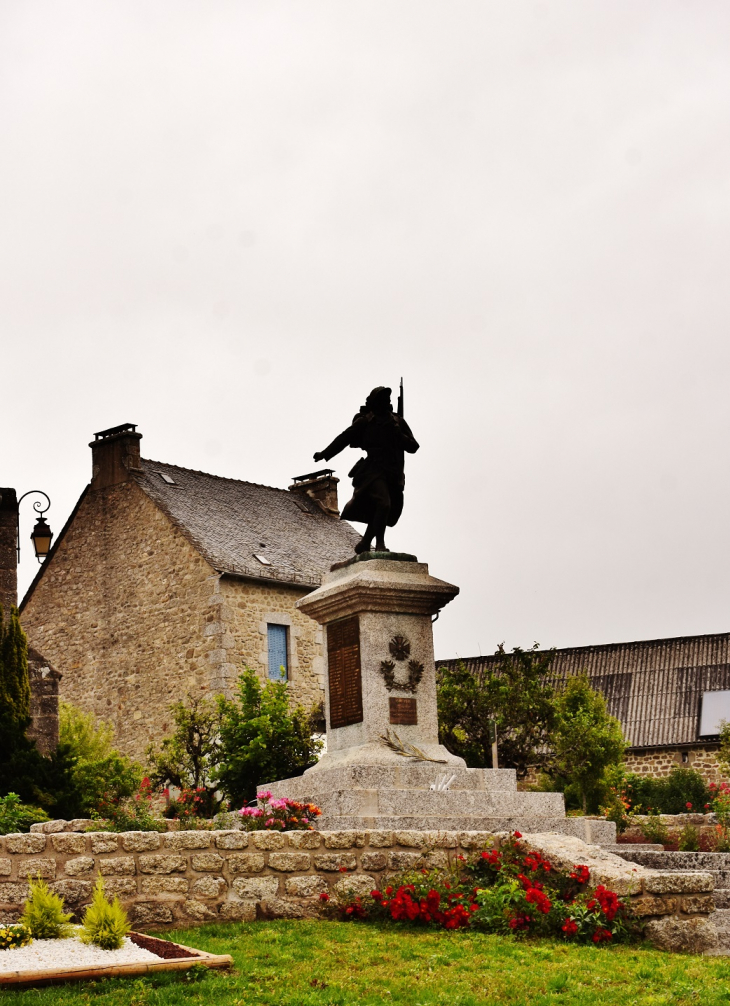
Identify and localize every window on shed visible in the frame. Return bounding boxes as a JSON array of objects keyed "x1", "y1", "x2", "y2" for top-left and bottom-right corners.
[
  {"x1": 699, "y1": 690, "x2": 730, "y2": 736},
  {"x1": 267, "y1": 624, "x2": 288, "y2": 682}
]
